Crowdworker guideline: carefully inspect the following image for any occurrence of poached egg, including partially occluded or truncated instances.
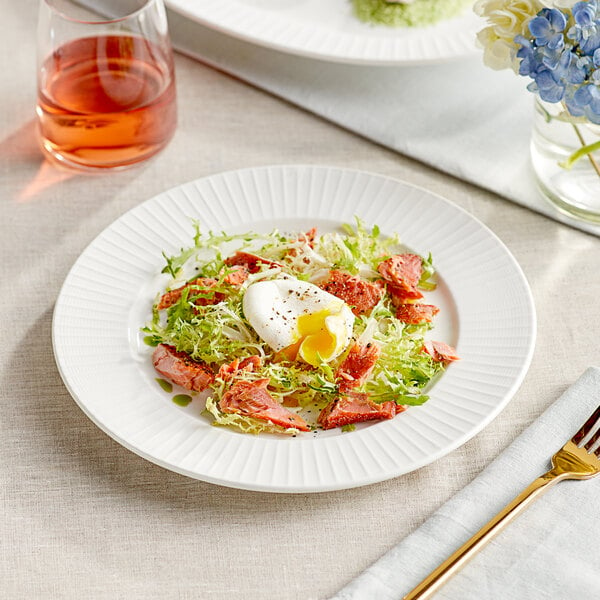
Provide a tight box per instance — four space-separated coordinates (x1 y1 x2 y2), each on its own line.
243 278 354 366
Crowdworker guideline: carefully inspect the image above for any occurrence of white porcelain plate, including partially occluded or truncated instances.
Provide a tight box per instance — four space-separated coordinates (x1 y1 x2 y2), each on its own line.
166 0 482 65
53 165 536 493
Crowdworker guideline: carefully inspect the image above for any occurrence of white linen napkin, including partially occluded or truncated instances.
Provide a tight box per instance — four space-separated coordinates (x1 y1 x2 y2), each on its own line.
164 10 600 237
330 367 600 600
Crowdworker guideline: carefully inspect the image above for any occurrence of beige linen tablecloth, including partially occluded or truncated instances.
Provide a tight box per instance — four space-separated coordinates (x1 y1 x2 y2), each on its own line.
2 1 600 598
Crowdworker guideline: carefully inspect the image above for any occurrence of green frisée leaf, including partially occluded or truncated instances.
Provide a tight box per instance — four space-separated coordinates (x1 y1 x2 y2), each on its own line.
143 334 161 347
307 372 339 395
324 217 401 275
162 248 195 278
161 223 203 277
362 309 444 404
419 252 437 291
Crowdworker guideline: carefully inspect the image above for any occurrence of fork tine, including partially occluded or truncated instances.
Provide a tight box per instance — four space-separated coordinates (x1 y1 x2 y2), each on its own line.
584 426 600 455
572 405 600 447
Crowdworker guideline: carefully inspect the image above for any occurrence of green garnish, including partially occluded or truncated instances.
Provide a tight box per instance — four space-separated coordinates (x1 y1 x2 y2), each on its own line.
172 394 193 407
352 0 471 28
155 378 173 393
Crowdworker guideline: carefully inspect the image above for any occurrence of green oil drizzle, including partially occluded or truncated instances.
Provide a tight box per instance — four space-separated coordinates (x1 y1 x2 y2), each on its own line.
155 378 173 393
172 394 193 407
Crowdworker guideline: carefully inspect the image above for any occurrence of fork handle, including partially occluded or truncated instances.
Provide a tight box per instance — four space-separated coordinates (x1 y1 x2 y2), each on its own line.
403 467 568 600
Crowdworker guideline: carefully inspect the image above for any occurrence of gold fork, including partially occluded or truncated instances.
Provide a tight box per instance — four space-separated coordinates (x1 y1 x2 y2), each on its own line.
404 405 600 600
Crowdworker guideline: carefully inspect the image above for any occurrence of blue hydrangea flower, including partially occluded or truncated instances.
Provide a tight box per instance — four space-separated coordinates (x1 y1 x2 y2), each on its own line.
516 35 579 87
513 1 600 122
572 0 598 27
531 68 567 102
567 83 600 123
563 86 587 117
516 35 543 77
542 43 570 70
560 50 592 84
568 0 600 55
529 9 567 49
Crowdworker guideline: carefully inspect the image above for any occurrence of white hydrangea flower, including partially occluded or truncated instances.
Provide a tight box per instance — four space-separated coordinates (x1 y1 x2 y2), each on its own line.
475 27 517 70
540 0 578 8
474 0 544 71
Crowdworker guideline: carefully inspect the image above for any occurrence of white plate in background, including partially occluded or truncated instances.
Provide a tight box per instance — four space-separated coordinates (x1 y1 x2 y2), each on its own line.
166 0 482 65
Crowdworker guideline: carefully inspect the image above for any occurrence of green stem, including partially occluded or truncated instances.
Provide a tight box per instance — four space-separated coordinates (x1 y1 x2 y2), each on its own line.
559 125 600 175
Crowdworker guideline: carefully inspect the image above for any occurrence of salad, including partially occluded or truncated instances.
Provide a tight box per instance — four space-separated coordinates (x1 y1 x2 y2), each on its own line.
142 219 458 435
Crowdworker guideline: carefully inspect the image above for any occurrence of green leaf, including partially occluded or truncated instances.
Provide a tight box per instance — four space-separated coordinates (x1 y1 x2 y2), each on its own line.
161 247 197 278
143 335 161 347
418 252 437 291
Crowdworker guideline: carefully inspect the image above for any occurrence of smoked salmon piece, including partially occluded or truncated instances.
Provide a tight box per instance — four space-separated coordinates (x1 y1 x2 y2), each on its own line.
378 253 422 290
224 251 281 274
152 344 215 392
378 254 424 303
386 283 424 304
219 379 310 431
239 355 261 370
396 304 439 324
288 228 317 259
157 277 224 310
423 341 460 363
217 355 262 381
318 392 398 430
221 265 248 286
336 343 380 393
319 270 383 316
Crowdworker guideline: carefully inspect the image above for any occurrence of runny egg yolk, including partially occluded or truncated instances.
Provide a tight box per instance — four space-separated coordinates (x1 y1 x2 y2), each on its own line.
295 307 345 367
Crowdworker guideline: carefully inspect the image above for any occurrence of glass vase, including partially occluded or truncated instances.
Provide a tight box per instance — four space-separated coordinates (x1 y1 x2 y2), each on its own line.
530 97 600 223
